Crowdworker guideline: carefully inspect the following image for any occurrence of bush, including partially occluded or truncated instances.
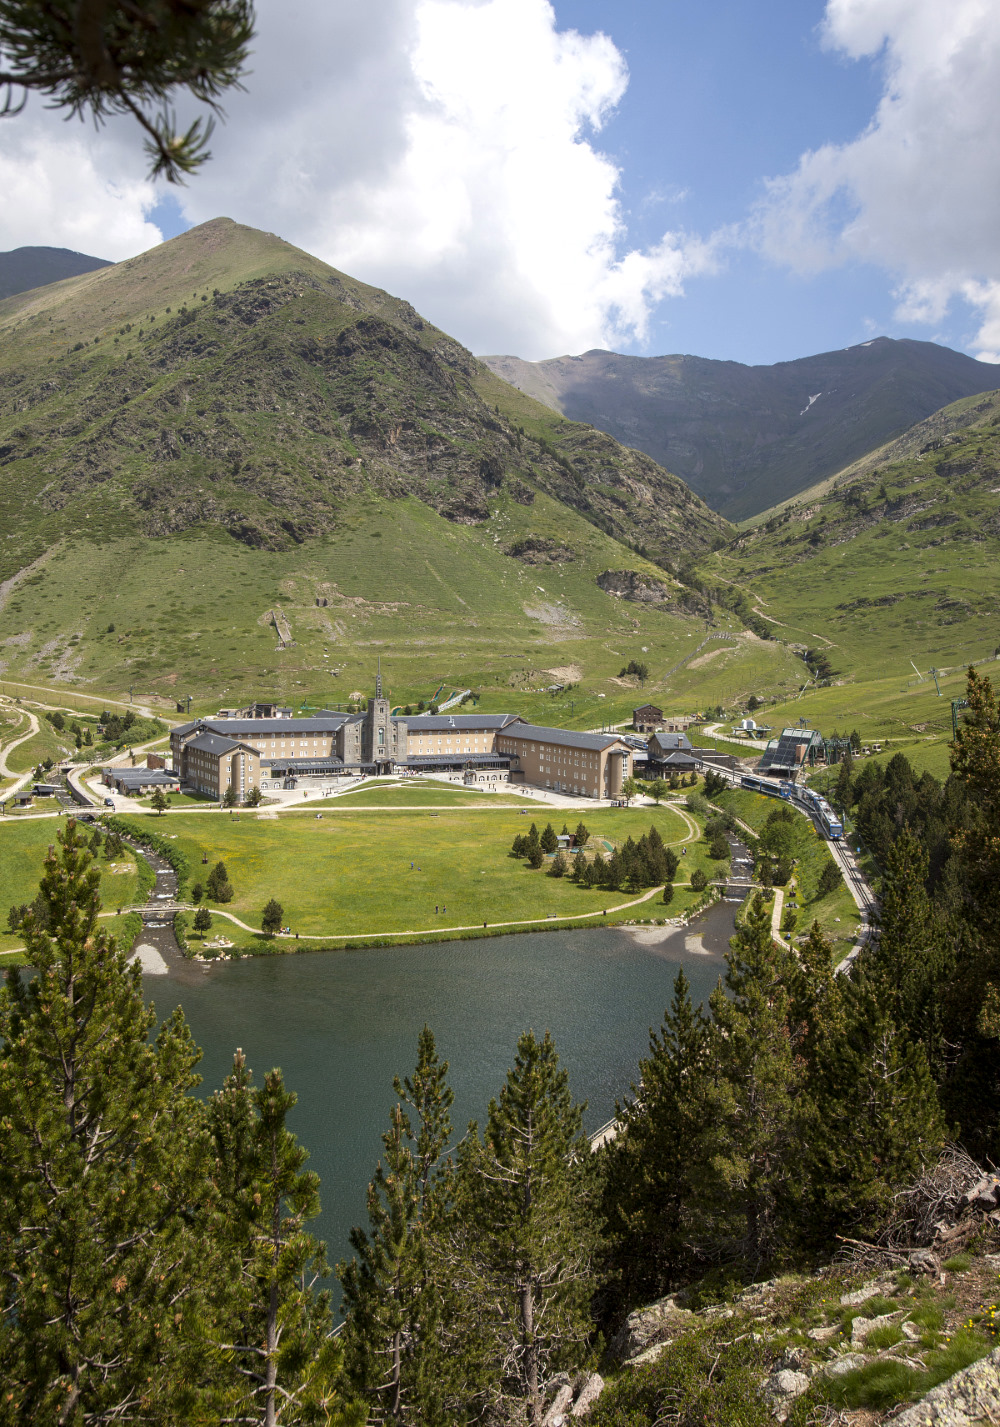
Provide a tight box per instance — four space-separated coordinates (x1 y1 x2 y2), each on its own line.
690 867 708 892
708 832 731 861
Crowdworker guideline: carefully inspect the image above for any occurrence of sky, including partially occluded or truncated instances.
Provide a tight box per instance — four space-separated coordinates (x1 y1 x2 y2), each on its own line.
1 0 999 366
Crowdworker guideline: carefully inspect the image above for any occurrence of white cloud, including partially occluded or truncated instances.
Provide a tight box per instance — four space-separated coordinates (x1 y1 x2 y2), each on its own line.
0 0 711 358
753 0 1000 360
0 120 162 259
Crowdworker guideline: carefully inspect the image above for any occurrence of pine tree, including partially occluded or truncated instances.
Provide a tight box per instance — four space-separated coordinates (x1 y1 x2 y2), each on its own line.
261 898 284 936
454 1032 598 1426
574 821 589 848
339 1028 456 1425
527 844 544 870
0 819 211 1422
550 851 568 878
150 786 170 815
193 905 213 934
698 895 800 1268
800 978 946 1244
602 971 714 1305
540 823 558 854
207 1053 354 1426
869 828 953 1064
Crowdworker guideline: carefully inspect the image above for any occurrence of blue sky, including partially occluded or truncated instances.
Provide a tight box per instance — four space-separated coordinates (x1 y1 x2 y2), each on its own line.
5 0 998 367
549 1 888 362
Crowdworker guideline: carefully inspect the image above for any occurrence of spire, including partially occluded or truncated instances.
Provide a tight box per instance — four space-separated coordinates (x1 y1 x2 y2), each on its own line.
376 656 382 700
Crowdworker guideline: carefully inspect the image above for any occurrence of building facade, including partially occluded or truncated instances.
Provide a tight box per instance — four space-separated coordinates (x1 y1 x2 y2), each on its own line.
496 723 632 798
632 703 664 732
172 675 632 801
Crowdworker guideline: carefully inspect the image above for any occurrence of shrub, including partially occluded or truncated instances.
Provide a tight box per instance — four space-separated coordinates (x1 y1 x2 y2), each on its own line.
690 867 708 892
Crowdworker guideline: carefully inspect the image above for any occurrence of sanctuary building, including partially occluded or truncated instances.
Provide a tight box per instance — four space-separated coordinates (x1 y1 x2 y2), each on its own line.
170 671 633 801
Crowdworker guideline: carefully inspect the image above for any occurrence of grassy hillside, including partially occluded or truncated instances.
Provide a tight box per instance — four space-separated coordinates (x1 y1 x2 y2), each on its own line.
690 391 1000 743
0 219 733 715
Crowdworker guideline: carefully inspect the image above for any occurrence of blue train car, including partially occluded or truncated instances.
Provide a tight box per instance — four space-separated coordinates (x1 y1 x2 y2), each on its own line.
740 774 790 798
815 801 843 839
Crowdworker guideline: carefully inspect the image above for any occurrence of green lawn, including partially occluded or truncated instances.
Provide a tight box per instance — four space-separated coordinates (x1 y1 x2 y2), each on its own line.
166 803 707 943
0 821 145 953
313 780 536 807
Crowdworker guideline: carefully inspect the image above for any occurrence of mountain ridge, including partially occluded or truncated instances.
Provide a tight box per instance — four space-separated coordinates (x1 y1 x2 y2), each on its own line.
0 245 112 302
480 339 1000 519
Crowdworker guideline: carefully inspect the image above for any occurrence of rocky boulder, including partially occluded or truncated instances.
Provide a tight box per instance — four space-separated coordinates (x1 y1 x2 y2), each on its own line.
891 1345 1000 1425
596 569 673 604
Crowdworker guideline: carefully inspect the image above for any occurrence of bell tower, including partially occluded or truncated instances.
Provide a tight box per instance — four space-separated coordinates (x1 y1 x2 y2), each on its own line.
363 658 396 771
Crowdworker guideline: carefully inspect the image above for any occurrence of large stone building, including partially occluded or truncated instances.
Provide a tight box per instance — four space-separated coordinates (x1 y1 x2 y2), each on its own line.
171 672 631 801
495 723 633 798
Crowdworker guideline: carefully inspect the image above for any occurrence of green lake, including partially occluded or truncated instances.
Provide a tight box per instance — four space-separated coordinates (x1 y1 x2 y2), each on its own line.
151 906 733 1280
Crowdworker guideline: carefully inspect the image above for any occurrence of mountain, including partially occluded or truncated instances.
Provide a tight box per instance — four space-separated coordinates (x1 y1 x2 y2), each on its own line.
0 246 111 301
480 339 1000 520
697 387 1000 690
0 219 731 714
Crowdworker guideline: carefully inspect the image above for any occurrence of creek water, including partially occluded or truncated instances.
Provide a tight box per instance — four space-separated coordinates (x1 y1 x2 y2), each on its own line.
141 898 738 1278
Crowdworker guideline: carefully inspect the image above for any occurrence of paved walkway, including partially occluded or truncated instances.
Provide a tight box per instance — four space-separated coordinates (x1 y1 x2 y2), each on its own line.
0 703 40 800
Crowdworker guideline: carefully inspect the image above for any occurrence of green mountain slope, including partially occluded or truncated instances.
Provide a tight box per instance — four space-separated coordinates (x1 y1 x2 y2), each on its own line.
0 245 111 301
481 339 1000 520
0 220 734 715
699 389 1000 695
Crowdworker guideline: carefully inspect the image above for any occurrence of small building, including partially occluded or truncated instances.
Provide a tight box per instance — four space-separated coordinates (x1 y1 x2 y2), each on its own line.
102 767 181 796
32 783 62 797
14 791 32 807
632 703 664 732
756 727 826 779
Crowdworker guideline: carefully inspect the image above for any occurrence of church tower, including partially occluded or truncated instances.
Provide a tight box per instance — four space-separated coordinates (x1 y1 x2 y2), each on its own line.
362 659 406 770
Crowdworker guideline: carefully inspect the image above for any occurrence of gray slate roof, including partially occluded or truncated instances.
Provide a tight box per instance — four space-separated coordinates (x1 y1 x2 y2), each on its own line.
497 723 628 752
103 767 179 787
184 731 246 755
406 714 522 731
176 716 349 739
649 731 693 752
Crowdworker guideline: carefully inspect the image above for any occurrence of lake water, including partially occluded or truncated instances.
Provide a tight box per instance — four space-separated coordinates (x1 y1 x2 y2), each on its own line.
145 901 736 1278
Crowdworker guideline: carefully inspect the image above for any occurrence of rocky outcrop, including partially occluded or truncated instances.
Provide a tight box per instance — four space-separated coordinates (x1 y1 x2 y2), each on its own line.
892 1346 1000 1426
541 1372 605 1423
596 569 673 604
507 536 575 564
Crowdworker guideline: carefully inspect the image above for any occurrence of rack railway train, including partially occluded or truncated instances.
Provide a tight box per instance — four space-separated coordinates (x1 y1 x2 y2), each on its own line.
739 774 843 839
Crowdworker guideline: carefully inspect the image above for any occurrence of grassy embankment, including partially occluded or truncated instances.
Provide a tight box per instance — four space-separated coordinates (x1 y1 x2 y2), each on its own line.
0 820 146 959
712 787 860 957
